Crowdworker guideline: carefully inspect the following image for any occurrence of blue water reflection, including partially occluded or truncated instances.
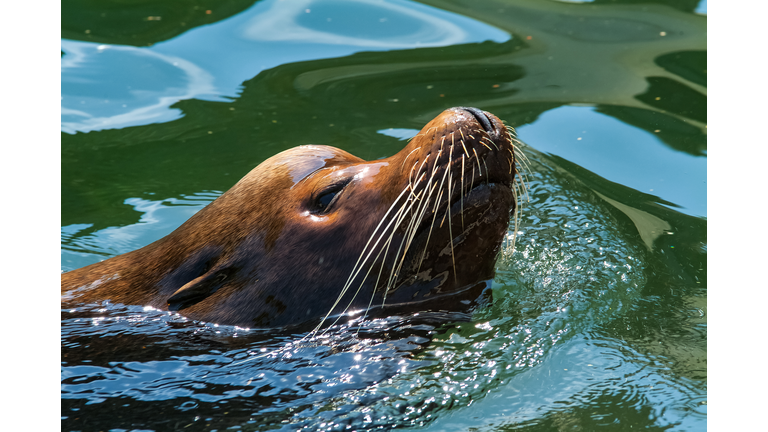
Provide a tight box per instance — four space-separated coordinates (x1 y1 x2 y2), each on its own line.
242 0 492 48
61 42 217 133
378 127 419 141
518 106 706 218
61 0 509 133
61 192 219 271
695 0 707 15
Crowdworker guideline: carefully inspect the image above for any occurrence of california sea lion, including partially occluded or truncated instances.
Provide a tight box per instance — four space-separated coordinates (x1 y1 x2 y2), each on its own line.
62 107 520 328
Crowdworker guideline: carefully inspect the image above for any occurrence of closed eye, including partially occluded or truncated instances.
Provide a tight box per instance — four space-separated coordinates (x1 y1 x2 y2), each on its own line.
311 179 352 214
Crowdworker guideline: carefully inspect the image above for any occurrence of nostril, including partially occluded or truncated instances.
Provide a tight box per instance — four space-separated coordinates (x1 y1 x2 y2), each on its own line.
458 107 496 136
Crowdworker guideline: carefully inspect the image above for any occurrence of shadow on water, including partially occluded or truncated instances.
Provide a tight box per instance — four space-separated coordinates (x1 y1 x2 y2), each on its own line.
62 0 706 430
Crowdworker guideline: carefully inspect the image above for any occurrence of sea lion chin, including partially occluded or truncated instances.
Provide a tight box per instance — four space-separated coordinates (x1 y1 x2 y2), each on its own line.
61 107 521 329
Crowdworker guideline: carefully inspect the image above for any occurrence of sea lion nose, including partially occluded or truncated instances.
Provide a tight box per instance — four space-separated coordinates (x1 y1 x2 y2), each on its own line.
458 107 497 138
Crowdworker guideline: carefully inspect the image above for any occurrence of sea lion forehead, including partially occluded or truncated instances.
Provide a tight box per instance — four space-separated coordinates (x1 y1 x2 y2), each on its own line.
258 145 363 185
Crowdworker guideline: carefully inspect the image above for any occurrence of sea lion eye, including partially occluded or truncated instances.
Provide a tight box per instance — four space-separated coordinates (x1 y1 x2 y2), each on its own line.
312 180 351 213
317 189 338 209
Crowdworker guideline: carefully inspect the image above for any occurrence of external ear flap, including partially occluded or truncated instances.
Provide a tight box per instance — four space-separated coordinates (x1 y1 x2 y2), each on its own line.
167 270 229 310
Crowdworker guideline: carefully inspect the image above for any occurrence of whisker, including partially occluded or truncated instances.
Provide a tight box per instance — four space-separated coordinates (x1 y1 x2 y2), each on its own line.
412 126 437 141
360 191 423 325
401 147 420 171
482 136 500 151
460 138 470 159
436 144 455 229
386 157 447 298
409 158 429 199
329 186 422 333
380 196 422 307
460 155 465 231
516 167 531 203
510 178 526 254
472 148 482 176
446 171 457 283
512 147 531 173
312 186 412 335
408 160 417 190
470 165 476 196
416 175 445 274
510 146 531 202
320 220 409 333
513 147 532 173
415 148 450 273
354 223 400 334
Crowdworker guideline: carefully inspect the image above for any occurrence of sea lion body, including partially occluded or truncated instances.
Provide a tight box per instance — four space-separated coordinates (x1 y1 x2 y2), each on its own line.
62 107 519 328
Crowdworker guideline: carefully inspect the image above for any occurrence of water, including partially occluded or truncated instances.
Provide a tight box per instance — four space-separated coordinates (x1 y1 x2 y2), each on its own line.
61 0 706 430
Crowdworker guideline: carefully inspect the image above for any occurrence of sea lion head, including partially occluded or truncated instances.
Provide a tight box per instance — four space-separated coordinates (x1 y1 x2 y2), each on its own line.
63 107 520 329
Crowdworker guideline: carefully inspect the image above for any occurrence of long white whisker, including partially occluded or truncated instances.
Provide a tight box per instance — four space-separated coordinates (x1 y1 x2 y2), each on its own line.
324 196 417 332
470 165 476 197
460 155 465 231
356 215 403 334
392 147 451 293
447 170 457 283
414 138 456 271
401 147 420 171
415 153 447 273
472 148 482 176
460 138 470 159
383 186 432 305
409 157 429 199
311 186 412 335
382 144 450 303
482 136 500 151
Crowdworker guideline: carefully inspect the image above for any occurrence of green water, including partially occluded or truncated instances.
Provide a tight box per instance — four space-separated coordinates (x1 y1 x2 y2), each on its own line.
61 0 706 430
